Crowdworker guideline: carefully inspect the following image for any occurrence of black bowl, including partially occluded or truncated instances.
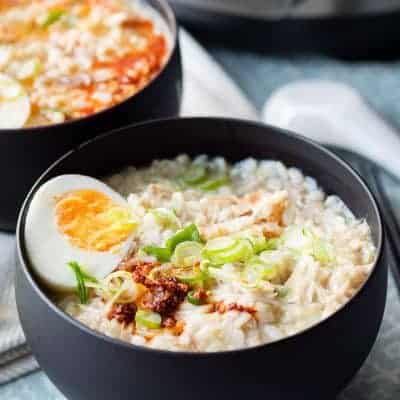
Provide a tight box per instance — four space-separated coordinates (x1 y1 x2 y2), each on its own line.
0 0 182 231
15 118 387 400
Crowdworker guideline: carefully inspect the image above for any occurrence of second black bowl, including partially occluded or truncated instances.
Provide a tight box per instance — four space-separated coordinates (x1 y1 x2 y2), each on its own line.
0 0 182 231
16 117 387 400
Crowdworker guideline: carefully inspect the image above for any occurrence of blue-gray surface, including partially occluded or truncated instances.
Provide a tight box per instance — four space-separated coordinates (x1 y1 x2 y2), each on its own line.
208 45 400 130
2 38 400 400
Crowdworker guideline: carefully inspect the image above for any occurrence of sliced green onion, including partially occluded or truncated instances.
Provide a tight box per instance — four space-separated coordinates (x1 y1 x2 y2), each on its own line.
241 261 262 286
203 236 237 255
151 208 181 230
197 175 230 191
247 235 268 254
282 226 314 253
180 163 230 192
182 165 207 185
67 261 97 304
137 248 148 258
203 238 253 266
312 239 334 265
135 310 162 329
259 266 277 281
62 14 78 28
68 263 87 304
165 223 202 253
187 290 207 306
175 267 205 287
79 270 98 283
141 224 202 263
99 271 140 305
258 250 288 270
175 268 200 285
171 241 203 267
199 259 211 272
68 261 97 282
276 287 290 298
40 9 66 28
142 246 171 262
147 265 164 280
241 249 293 286
216 238 253 265
243 256 278 283
303 228 334 265
283 226 334 265
175 262 212 288
239 233 280 254
264 238 281 251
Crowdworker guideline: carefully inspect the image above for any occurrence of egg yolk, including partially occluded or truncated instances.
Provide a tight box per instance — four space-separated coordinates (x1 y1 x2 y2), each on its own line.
54 189 136 252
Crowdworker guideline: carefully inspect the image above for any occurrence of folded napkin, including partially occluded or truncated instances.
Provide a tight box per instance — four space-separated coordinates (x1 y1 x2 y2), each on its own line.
0 29 257 385
0 234 34 385
262 79 400 180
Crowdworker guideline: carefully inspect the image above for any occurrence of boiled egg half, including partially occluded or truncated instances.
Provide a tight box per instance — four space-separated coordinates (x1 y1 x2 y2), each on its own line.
0 73 31 129
24 175 137 291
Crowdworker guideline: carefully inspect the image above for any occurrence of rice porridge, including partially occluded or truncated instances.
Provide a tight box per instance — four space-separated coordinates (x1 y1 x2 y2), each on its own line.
53 155 377 352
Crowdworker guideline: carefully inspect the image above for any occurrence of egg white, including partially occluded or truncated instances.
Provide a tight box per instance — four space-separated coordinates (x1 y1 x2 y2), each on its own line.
24 175 135 291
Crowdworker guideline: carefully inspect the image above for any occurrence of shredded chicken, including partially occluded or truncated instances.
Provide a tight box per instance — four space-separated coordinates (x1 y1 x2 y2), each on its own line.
200 190 288 239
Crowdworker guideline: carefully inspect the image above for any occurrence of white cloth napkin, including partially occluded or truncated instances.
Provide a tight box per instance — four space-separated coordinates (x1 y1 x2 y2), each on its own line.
0 29 257 385
0 234 33 385
262 79 400 179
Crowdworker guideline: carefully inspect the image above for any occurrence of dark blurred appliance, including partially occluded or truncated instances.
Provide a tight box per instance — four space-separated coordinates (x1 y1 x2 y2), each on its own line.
170 0 400 58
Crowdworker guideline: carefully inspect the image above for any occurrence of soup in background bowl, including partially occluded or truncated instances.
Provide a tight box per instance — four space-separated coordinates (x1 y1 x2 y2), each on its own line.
0 0 171 128
0 0 181 230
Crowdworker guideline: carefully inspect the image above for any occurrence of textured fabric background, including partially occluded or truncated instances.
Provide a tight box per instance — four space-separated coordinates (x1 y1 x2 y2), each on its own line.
1 32 400 399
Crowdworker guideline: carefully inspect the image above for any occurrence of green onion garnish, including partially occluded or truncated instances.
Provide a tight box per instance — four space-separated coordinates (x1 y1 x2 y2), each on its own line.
175 260 212 288
182 165 207 185
165 223 202 253
171 241 203 267
187 290 207 306
67 261 97 304
277 287 290 298
312 239 335 265
203 236 236 255
175 268 205 287
302 227 334 265
135 310 162 329
203 237 253 266
141 224 202 263
197 175 230 192
142 246 171 263
247 235 280 254
150 208 181 230
283 226 334 266
245 256 278 281
180 163 230 192
41 9 66 28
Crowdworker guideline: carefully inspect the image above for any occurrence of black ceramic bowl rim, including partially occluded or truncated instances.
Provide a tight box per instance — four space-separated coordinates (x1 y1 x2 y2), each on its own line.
0 0 177 135
16 117 384 357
